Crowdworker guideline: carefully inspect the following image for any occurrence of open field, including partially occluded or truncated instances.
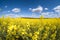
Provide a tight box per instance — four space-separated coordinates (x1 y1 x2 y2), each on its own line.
0 17 60 40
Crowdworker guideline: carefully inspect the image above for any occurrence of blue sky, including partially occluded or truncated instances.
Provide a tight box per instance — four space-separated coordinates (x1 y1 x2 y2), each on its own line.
0 0 60 18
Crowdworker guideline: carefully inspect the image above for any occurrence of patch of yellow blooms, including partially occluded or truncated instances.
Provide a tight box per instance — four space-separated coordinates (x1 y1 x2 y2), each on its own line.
0 17 60 40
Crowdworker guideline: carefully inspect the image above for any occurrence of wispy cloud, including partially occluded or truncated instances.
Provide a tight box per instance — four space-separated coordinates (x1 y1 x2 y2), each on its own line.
12 8 21 13
5 5 8 8
4 14 20 18
41 12 58 18
0 8 2 11
3 14 32 18
7 11 10 12
44 8 48 10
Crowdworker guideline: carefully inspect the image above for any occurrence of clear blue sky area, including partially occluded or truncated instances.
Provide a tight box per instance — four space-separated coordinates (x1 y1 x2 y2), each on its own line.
0 0 60 18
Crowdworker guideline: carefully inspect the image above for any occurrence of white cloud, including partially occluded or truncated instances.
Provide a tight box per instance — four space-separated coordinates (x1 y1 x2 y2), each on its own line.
53 5 60 13
29 6 43 13
45 8 48 10
12 8 21 13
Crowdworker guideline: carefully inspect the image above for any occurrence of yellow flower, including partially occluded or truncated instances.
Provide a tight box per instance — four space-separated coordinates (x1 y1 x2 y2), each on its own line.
34 31 39 35
16 35 19 38
8 25 17 31
7 30 10 33
45 26 50 31
51 33 56 38
32 35 38 40
29 33 32 37
21 31 27 35
12 31 16 35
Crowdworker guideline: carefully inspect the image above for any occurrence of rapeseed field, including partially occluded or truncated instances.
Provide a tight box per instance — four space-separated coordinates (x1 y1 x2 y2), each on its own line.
0 17 60 40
